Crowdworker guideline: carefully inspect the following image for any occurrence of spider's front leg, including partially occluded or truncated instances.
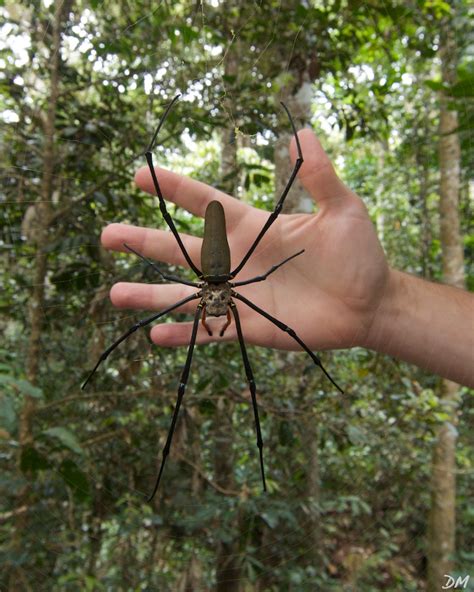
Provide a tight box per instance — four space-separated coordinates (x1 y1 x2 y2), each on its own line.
124 242 201 288
145 95 202 278
231 102 304 278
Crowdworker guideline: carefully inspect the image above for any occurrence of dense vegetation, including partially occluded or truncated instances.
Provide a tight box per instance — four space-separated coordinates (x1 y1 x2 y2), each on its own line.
1 1 472 590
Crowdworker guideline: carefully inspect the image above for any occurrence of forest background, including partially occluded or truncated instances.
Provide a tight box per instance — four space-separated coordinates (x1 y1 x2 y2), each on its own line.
0 1 472 590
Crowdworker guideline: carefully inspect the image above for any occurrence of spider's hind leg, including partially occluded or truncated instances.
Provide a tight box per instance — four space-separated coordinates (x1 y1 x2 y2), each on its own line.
230 302 267 492
232 291 344 394
147 303 203 502
81 292 201 390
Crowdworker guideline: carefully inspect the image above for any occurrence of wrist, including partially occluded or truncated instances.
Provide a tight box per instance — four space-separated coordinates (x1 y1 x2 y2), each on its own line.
357 267 474 387
360 267 405 352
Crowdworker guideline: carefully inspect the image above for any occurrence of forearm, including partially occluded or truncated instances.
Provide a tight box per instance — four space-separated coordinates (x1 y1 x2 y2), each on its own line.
363 269 474 387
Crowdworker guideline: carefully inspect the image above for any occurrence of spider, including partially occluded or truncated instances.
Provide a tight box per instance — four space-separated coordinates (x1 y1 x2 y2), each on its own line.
82 95 343 501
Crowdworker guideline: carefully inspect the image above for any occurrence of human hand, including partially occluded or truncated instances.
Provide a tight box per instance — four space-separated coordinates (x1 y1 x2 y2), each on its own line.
101 129 390 353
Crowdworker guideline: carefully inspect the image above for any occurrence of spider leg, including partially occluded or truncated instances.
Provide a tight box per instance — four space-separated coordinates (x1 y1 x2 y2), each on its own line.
230 249 305 288
231 102 303 278
148 303 203 502
81 292 202 390
231 302 267 492
124 243 201 288
231 292 344 394
145 95 202 278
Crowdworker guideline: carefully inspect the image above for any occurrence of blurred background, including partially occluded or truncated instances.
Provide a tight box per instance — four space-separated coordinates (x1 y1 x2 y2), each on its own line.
0 1 472 590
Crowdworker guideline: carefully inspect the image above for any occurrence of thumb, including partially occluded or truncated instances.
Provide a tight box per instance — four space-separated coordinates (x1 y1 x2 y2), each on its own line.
290 128 355 210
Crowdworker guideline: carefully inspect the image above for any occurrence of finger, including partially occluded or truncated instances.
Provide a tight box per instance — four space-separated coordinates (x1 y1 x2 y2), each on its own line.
290 129 356 209
150 320 237 347
134 165 247 222
101 223 202 268
110 282 200 312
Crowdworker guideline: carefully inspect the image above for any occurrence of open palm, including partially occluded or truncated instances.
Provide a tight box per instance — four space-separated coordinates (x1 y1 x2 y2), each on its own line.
102 129 389 354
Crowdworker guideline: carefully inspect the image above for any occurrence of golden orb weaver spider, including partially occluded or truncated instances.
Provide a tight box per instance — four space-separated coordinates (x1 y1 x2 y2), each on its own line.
82 95 343 501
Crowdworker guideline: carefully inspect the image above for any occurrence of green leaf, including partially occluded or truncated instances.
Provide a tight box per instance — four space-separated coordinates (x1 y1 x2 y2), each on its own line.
278 420 295 446
347 424 366 445
0 375 43 399
261 511 279 529
0 394 16 432
84 575 105 591
425 79 444 92
43 427 83 455
21 446 50 473
59 459 90 502
179 25 199 44
450 80 474 98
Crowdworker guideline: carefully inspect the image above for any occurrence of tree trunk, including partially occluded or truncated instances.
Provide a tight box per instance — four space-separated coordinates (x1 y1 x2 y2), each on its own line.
214 398 241 592
415 128 433 280
427 12 464 591
22 1 64 448
11 2 71 588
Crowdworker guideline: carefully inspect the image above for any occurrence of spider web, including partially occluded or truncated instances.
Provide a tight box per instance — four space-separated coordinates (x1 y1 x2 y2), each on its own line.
1 1 473 590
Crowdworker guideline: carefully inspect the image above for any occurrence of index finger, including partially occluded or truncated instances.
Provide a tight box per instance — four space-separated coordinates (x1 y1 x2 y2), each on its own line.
134 165 247 222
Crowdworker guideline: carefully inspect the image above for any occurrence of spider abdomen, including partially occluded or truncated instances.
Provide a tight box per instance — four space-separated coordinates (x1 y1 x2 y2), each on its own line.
201 200 231 279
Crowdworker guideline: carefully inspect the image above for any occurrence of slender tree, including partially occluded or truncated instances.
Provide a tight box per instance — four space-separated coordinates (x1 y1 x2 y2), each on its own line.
427 7 465 589
11 3 73 587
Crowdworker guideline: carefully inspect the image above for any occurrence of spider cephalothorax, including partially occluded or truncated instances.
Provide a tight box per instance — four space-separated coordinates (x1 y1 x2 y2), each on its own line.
200 282 232 337
82 95 343 501
201 282 232 317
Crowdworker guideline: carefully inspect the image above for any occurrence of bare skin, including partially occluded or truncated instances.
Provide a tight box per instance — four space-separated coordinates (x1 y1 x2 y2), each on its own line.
101 129 474 388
